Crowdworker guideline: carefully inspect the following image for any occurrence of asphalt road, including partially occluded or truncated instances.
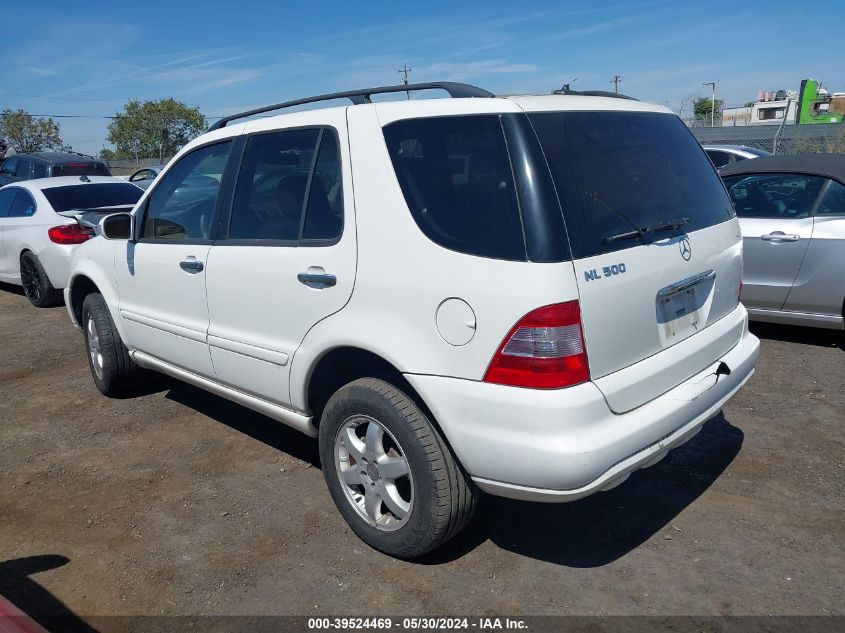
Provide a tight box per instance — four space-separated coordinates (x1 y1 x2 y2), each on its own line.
0 283 842 631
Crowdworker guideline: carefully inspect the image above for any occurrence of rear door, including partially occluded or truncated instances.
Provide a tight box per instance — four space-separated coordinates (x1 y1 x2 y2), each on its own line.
115 141 233 378
529 110 742 412
724 173 823 310
204 113 355 406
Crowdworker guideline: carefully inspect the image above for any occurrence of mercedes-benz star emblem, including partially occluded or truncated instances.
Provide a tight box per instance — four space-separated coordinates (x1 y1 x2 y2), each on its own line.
679 237 692 261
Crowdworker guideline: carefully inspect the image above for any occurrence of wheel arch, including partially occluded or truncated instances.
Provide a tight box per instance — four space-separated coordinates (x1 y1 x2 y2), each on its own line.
302 346 453 451
66 268 128 342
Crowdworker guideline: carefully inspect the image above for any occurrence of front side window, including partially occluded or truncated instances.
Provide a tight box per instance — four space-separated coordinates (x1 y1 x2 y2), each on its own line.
142 141 231 241
8 190 36 217
816 180 845 216
229 129 319 241
529 111 734 258
383 115 526 261
723 173 827 219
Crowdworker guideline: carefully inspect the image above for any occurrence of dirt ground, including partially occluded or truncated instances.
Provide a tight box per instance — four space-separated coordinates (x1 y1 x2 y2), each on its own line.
0 282 842 630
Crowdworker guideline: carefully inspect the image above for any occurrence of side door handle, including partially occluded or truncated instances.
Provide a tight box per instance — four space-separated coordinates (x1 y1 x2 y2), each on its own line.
761 232 800 242
180 259 204 273
297 272 337 288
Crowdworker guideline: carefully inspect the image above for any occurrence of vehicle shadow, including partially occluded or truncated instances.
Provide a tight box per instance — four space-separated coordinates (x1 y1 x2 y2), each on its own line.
0 555 98 632
421 414 744 567
750 321 843 350
159 378 742 567
164 381 320 467
0 281 25 297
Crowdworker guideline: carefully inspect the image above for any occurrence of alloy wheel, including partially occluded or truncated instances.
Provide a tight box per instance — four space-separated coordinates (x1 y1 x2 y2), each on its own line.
334 414 413 531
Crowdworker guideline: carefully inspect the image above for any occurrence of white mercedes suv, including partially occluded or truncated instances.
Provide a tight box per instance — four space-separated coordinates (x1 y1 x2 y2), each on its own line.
65 82 760 557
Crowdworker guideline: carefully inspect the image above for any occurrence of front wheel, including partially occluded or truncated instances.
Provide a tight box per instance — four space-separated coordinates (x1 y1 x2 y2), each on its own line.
319 378 478 558
82 293 145 397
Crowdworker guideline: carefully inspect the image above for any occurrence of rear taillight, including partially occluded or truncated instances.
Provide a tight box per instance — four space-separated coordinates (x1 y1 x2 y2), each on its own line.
483 301 590 389
48 224 94 245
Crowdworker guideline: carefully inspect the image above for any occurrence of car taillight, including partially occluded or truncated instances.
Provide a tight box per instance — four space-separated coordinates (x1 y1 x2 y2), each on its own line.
483 301 590 389
48 224 94 245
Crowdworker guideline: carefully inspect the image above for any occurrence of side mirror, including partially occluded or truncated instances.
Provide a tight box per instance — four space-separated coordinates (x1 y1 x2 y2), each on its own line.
100 213 132 240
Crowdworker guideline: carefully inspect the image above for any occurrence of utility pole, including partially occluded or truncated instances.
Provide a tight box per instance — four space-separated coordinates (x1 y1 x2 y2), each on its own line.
702 81 716 127
398 65 411 100
611 74 622 93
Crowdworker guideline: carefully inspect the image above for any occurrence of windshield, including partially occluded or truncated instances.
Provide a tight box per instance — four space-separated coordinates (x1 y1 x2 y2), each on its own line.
42 183 143 212
528 111 734 258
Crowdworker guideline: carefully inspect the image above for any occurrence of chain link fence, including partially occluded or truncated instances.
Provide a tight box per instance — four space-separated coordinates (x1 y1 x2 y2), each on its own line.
691 122 845 155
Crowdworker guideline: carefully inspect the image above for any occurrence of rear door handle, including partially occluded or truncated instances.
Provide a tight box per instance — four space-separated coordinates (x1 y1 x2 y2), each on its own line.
179 259 204 273
761 233 800 242
297 272 336 288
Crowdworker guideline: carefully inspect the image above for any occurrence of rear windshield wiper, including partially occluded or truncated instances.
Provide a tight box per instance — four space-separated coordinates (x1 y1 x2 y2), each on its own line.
603 217 690 244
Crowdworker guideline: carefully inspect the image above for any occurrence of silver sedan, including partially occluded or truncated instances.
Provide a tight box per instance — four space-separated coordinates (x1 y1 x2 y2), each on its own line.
721 154 845 330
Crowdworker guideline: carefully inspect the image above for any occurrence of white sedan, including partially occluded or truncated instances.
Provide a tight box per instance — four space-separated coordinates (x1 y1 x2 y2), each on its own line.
0 176 143 307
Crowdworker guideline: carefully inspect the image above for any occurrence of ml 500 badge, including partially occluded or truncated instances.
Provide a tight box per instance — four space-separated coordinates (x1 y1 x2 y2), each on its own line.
584 263 627 282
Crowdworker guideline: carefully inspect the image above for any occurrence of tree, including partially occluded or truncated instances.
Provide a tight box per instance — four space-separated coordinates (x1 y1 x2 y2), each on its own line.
693 96 724 121
107 98 206 160
0 109 64 153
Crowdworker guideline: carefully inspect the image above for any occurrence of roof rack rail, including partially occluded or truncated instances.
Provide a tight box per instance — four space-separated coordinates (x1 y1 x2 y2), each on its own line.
208 81 495 131
551 88 637 101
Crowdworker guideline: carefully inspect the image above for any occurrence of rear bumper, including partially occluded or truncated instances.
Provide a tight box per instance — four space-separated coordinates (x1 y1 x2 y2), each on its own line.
405 317 759 503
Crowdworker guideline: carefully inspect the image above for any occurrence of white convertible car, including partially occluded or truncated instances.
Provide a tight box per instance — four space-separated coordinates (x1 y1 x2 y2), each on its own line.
0 176 143 307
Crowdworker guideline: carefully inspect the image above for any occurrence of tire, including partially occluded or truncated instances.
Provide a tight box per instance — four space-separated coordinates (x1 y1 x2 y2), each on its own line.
19 251 62 308
82 292 144 397
319 378 478 558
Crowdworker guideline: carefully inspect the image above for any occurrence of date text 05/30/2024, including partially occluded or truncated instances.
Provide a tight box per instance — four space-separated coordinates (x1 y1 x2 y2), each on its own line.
307 617 527 630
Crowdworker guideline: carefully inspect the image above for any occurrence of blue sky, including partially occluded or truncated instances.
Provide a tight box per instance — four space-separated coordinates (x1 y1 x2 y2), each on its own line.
2 0 843 154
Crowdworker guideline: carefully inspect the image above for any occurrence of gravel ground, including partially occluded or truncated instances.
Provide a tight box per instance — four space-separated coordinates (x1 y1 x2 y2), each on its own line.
0 283 842 631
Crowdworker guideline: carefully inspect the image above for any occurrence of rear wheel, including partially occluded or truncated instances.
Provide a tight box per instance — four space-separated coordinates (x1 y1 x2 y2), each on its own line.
318 378 478 558
82 293 145 397
19 252 62 307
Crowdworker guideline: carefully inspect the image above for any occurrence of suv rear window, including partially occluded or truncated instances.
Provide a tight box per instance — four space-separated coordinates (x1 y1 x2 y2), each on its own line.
42 183 143 212
52 162 111 177
529 111 734 258
383 115 526 261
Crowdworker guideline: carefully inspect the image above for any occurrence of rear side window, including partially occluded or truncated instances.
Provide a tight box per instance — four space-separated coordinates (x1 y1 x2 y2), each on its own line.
52 162 111 177
9 190 36 217
229 128 319 241
383 115 526 261
529 111 734 258
723 173 827 219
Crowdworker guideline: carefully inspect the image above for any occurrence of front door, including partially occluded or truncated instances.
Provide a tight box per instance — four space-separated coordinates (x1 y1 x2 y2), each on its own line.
725 172 825 311
204 115 355 407
115 140 234 378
